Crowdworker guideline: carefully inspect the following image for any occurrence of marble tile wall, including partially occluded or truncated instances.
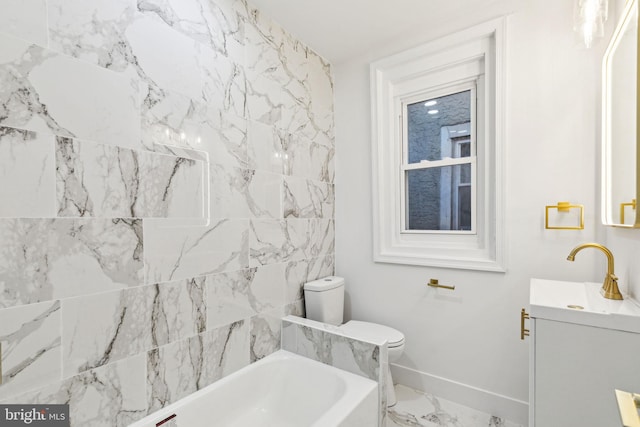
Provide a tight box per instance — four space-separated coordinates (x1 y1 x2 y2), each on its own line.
0 0 334 425
282 316 388 427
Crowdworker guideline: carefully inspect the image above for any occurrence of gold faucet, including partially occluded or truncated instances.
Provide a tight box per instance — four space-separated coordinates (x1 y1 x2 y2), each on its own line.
566 243 623 300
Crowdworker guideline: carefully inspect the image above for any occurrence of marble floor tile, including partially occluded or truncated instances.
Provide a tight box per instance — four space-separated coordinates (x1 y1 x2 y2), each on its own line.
387 385 523 427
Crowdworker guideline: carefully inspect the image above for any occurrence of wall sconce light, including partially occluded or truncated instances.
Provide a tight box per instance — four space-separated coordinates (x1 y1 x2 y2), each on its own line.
574 0 609 48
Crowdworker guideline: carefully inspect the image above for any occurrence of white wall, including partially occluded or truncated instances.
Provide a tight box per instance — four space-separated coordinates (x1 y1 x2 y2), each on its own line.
334 0 608 424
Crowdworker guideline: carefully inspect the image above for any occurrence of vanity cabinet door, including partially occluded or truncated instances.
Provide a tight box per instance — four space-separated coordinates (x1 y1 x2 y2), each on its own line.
532 318 640 427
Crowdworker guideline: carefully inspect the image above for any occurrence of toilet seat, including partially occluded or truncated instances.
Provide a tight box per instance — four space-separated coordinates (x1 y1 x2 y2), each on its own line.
339 320 405 348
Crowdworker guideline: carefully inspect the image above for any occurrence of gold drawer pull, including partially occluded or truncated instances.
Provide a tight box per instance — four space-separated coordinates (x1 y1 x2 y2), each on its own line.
520 308 530 340
427 279 455 290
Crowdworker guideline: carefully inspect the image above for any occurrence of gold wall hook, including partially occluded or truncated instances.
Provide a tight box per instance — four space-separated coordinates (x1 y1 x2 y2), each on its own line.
545 201 584 230
427 279 455 290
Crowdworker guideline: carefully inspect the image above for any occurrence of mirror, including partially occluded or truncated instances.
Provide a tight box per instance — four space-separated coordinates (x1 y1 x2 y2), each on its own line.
603 0 639 227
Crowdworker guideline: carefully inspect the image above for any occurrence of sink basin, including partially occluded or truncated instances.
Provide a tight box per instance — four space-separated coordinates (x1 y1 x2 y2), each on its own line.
530 278 640 333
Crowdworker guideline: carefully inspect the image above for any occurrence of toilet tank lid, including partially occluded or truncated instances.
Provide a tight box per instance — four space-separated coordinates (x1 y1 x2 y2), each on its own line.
304 276 345 291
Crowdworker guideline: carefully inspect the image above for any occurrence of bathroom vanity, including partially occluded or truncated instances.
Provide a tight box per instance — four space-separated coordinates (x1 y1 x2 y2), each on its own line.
527 278 640 427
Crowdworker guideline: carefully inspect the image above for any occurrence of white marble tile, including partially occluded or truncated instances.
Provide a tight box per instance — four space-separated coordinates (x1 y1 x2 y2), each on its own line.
284 259 310 304
249 307 284 362
247 263 287 312
126 14 205 100
283 176 334 218
145 105 247 167
293 322 331 363
1 355 148 427
62 279 205 376
141 150 205 218
282 132 335 181
147 319 249 412
144 218 249 284
205 264 286 330
140 88 211 153
47 0 137 73
205 110 248 168
0 219 143 308
300 51 335 142
0 301 61 399
205 269 255 329
56 137 205 218
284 319 383 382
387 385 524 427
305 219 335 260
244 9 286 126
247 120 285 174
211 164 281 218
249 219 309 267
379 344 390 426
0 127 55 217
137 0 246 62
0 0 47 47
199 39 246 118
252 22 333 145
0 34 140 148
328 334 381 381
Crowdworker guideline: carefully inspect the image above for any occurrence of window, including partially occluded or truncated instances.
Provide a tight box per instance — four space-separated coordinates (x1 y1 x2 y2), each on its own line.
370 18 506 271
403 87 475 232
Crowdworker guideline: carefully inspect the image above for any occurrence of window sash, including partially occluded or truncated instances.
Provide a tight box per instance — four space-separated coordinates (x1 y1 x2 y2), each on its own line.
399 83 478 234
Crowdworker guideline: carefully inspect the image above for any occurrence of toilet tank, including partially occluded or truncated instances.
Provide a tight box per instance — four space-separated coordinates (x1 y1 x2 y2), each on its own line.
304 276 345 326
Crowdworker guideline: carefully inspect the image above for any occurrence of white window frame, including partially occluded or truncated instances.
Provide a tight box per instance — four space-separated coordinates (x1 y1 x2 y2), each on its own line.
370 18 506 272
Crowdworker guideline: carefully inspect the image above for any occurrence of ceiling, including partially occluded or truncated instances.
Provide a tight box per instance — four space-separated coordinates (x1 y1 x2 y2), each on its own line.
247 0 517 64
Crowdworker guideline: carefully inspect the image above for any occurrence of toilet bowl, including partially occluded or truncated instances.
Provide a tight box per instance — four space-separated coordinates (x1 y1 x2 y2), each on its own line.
303 276 405 406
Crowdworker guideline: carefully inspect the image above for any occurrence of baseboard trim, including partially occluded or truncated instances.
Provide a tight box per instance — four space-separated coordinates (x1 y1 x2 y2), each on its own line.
391 364 529 426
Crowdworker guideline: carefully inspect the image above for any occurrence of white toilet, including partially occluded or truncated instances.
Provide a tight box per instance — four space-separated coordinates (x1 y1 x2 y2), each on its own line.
303 276 405 407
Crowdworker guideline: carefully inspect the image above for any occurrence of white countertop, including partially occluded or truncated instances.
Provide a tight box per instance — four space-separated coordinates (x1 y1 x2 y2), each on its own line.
530 278 640 333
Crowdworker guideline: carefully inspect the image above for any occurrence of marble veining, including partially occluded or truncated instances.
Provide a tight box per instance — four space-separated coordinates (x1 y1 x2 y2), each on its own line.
249 308 284 362
283 176 334 218
205 265 286 330
283 320 382 382
249 219 309 267
144 218 249 284
136 0 246 61
387 385 524 427
0 34 140 148
56 137 205 218
211 164 281 218
0 126 55 217
0 301 61 400
244 5 334 142
146 320 249 412
0 218 143 308
62 279 206 376
1 355 148 427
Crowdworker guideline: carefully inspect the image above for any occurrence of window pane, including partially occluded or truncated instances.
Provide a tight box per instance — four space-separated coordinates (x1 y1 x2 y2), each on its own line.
406 165 472 231
406 90 472 163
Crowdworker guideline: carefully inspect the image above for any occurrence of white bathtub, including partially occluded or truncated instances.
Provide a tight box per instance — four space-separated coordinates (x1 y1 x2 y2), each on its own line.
130 350 378 427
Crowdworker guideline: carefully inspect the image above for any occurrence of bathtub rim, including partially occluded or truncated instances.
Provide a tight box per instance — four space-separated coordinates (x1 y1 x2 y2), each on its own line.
129 349 378 427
